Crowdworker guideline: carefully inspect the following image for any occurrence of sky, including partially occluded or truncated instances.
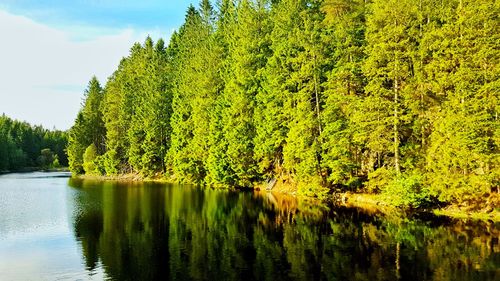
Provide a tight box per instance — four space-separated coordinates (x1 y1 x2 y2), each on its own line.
0 0 197 130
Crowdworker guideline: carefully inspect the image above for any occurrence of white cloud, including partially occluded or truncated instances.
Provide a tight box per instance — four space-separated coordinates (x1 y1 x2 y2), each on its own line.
0 9 166 130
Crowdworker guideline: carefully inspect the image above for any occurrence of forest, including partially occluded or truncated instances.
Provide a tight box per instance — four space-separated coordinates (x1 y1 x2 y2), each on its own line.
67 0 499 209
0 114 68 172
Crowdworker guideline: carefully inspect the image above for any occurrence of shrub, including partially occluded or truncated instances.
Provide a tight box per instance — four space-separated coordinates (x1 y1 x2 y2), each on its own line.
383 171 432 208
83 144 98 175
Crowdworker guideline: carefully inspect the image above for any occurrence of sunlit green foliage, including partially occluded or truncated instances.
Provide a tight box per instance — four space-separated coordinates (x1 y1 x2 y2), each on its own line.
167 4 222 183
67 77 106 174
82 144 98 175
67 0 499 208
424 0 500 203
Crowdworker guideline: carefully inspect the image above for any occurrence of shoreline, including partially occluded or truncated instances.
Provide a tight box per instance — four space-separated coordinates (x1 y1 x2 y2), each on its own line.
342 193 500 223
0 167 69 175
73 173 500 223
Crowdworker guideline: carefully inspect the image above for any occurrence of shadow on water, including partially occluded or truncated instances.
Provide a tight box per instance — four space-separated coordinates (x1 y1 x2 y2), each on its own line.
67 178 500 281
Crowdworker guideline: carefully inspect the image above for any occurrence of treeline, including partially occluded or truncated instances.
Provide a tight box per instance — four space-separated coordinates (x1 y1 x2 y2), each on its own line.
0 114 68 171
68 0 499 207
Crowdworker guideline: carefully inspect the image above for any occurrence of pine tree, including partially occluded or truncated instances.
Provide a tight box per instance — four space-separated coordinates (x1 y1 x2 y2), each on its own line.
254 0 294 179
67 77 106 175
425 0 500 203
167 6 199 182
204 0 236 186
254 0 329 196
123 37 172 176
215 0 271 187
361 0 419 188
320 0 367 189
101 62 128 175
82 77 106 154
67 112 88 174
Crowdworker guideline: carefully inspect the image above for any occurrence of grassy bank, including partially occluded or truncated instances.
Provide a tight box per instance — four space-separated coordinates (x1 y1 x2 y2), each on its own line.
343 193 500 222
74 173 175 184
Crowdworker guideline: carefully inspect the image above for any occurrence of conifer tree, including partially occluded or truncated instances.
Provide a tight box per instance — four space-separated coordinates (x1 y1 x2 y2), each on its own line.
68 77 105 174
168 4 222 183
124 37 172 176
362 0 418 186
254 0 294 179
215 0 271 187
320 0 367 188
167 7 199 182
101 62 128 175
204 0 236 186
425 0 500 203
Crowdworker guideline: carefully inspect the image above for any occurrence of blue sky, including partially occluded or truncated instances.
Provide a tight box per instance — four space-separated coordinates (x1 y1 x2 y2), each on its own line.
0 0 198 130
0 0 197 37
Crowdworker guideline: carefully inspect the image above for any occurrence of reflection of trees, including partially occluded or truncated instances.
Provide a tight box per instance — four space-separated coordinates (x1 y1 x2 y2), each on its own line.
69 178 499 281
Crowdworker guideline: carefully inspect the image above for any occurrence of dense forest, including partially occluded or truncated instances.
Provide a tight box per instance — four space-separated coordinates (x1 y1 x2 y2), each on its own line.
68 0 499 208
0 114 68 171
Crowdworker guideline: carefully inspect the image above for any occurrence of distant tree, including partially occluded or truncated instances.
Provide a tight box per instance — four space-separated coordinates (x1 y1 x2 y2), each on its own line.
38 148 55 169
0 114 66 172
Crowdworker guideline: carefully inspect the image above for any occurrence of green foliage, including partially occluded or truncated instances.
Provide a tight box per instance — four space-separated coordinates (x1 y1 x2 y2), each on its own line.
38 148 55 168
320 0 366 189
52 156 60 168
83 144 98 175
383 172 431 208
208 0 270 187
0 114 67 171
67 78 106 175
66 0 499 209
365 166 395 193
67 113 88 174
167 5 218 183
422 0 500 204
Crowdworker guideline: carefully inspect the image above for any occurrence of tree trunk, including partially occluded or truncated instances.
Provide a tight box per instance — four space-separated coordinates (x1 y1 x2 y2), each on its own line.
394 53 400 174
314 54 322 135
396 242 401 280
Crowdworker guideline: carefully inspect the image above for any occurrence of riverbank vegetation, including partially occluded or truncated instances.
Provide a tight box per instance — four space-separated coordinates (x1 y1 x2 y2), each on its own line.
0 114 68 172
68 0 499 212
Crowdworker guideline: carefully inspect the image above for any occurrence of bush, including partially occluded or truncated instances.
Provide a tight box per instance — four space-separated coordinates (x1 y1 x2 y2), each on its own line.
83 144 98 175
383 171 432 209
103 149 120 175
365 167 395 193
52 156 60 168
298 175 329 199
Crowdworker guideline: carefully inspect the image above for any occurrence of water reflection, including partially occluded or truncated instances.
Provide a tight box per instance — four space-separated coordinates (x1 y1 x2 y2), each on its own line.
68 178 499 281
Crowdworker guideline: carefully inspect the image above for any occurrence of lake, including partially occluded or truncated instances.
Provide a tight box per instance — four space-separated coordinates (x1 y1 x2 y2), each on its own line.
0 172 498 280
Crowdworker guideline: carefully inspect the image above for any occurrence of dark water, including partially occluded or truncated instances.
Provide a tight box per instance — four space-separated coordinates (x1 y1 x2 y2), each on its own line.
0 173 498 281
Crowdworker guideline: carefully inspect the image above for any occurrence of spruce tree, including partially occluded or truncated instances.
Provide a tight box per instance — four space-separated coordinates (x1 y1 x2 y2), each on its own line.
362 0 418 188
320 0 367 189
68 77 105 175
425 0 500 203
216 0 271 187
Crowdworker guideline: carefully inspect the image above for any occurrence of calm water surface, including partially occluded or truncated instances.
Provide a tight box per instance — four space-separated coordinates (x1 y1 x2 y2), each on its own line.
0 172 498 280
